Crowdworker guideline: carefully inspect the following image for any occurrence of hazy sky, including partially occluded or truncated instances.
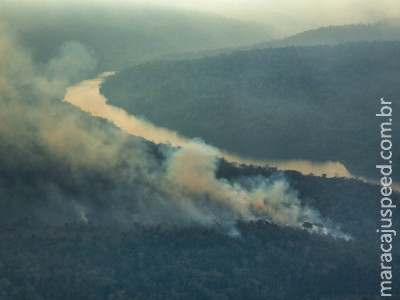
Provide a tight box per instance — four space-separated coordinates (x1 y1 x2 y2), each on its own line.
144 0 400 30
3 0 400 36
29 0 400 34
107 0 399 30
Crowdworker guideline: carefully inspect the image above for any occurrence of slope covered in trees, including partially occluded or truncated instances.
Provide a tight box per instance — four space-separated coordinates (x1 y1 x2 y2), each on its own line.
0 106 398 298
101 41 400 181
1 140 399 299
254 19 400 48
0 220 392 300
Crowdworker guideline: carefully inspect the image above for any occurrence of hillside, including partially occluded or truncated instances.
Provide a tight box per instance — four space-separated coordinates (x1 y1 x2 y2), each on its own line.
0 134 398 299
1 91 395 298
101 41 400 181
255 19 400 48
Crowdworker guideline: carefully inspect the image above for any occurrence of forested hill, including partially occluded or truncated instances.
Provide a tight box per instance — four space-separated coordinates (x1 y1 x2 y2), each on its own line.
255 19 400 48
1 136 399 298
101 40 400 181
1 106 397 298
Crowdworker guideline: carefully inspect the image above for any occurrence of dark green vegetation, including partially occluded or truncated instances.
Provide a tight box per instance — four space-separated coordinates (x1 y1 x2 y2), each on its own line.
1 2 271 73
101 41 400 181
0 220 392 300
255 19 400 48
1 129 399 298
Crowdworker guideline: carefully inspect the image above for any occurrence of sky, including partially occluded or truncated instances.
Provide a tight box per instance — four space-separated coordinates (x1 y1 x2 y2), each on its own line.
79 0 400 34
2 0 400 36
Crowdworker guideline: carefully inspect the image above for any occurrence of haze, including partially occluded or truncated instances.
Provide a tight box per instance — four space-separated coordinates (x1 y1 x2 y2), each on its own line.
8 0 400 36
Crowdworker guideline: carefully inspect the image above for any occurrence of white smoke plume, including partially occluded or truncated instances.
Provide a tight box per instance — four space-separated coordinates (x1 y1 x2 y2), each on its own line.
159 139 351 239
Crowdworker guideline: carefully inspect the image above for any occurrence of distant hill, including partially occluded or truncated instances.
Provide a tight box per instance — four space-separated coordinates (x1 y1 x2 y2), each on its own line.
101 41 400 181
254 19 400 48
0 2 272 73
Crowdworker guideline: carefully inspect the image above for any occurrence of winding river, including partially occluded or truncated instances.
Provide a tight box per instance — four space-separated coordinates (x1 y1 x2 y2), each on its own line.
63 72 354 179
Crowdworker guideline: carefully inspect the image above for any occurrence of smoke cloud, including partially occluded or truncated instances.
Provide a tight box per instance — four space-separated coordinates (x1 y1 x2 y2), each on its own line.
158 139 350 239
0 20 350 240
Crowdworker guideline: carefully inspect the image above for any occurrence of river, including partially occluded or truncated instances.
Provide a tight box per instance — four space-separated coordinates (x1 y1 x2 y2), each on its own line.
63 72 355 179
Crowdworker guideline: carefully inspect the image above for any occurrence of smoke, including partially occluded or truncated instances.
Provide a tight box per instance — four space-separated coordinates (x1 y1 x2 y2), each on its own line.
158 139 350 239
37 42 97 98
0 20 350 240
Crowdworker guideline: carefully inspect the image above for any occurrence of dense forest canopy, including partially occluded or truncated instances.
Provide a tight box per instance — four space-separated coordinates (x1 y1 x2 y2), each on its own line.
254 19 400 48
1 138 399 298
0 219 392 300
101 41 400 181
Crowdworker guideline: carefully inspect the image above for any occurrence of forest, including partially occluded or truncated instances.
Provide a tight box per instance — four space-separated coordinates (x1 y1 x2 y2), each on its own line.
0 220 390 300
0 122 399 298
254 19 400 48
